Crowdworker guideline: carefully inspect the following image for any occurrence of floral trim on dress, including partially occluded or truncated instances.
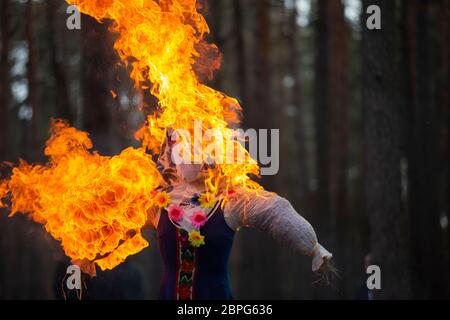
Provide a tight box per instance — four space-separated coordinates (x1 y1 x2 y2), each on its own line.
175 228 197 300
154 190 226 247
153 188 237 300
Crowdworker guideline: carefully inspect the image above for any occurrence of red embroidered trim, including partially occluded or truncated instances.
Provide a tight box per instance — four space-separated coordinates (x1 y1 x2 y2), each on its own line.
174 228 196 300
174 228 180 300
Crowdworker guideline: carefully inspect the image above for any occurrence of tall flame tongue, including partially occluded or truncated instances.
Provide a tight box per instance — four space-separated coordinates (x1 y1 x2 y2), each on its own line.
0 0 261 272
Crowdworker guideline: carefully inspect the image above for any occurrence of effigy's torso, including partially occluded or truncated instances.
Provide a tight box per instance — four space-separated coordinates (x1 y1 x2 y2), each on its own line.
157 197 235 300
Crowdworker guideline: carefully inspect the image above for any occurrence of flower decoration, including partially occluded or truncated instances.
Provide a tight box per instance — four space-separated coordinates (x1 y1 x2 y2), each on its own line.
190 210 207 228
188 230 205 247
154 191 171 208
168 205 185 222
199 192 216 209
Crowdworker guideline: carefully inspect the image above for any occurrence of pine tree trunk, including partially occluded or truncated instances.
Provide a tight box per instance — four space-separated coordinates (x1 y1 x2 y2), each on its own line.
438 0 450 297
327 2 349 290
81 15 116 153
252 0 272 131
288 3 308 213
46 0 73 121
314 0 330 235
0 0 11 299
438 0 450 298
0 0 11 160
314 1 348 295
444 0 450 296
25 0 40 160
233 0 248 109
406 0 446 299
209 0 223 88
362 0 412 299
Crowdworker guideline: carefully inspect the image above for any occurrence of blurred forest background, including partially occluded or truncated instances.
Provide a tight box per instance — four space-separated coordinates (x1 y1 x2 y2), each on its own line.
0 0 449 299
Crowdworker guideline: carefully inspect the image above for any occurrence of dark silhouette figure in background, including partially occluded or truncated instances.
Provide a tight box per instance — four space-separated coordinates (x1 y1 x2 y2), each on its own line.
354 253 374 300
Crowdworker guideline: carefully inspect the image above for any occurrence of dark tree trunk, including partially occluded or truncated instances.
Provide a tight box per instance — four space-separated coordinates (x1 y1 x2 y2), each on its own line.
314 0 349 284
327 0 349 238
288 5 308 210
228 0 249 298
362 0 411 299
209 0 223 89
46 0 73 122
251 0 272 131
0 0 11 160
232 0 248 109
25 0 40 160
81 15 116 154
314 0 330 233
438 0 450 297
405 0 446 299
0 0 11 300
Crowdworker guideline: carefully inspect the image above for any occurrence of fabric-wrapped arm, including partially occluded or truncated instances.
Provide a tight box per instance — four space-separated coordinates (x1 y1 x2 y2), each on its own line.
224 190 332 272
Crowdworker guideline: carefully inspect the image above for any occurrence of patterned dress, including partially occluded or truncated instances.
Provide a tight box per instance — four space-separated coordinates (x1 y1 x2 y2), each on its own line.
157 199 234 300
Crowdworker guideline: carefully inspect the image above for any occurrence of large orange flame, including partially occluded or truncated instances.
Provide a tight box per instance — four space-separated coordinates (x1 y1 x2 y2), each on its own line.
0 0 261 272
2 120 161 271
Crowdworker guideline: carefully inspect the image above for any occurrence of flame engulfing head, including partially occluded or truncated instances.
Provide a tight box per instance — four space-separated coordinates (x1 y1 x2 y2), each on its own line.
0 0 262 272
66 0 261 192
